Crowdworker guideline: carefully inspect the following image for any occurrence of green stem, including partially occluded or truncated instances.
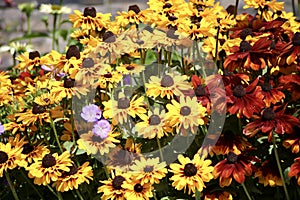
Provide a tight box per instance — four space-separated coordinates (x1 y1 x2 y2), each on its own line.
5 172 20 200
49 111 63 153
156 137 164 161
20 170 44 200
52 13 58 50
70 100 77 147
47 185 58 198
57 191 63 200
292 0 296 17
234 0 239 18
75 189 84 200
241 182 252 200
272 134 290 200
26 14 31 44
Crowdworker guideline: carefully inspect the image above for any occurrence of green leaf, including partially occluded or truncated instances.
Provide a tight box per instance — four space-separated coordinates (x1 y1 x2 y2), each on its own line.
59 29 69 41
63 141 73 152
9 32 49 42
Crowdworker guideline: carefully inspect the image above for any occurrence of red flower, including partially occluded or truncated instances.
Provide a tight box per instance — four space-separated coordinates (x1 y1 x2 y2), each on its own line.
243 105 300 141
288 157 300 186
213 152 253 187
224 37 272 71
226 78 264 118
256 77 285 107
279 74 300 101
280 32 300 66
191 75 211 112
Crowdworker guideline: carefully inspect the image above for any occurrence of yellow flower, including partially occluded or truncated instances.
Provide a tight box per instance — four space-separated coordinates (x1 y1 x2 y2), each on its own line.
135 108 172 139
69 7 111 33
129 157 168 184
146 73 192 99
27 151 72 186
102 93 147 125
122 177 154 200
53 162 93 192
15 103 50 126
169 154 214 195
166 96 206 134
0 142 26 177
97 170 130 200
77 131 120 156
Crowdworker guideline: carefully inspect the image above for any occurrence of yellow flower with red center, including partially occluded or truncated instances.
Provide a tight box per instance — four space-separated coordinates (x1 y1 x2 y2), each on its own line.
169 154 214 194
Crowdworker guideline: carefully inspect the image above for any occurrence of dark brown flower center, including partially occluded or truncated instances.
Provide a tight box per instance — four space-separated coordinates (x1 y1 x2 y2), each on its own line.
66 45 80 59
168 15 178 21
262 83 273 92
83 7 96 17
233 85 246 97
183 163 197 177
112 175 125 190
262 108 276 120
227 152 238 164
42 154 56 168
180 106 191 116
22 143 34 154
144 165 154 173
29 51 41 60
149 114 161 125
82 58 94 68
118 97 130 109
92 134 104 142
163 3 172 9
0 151 8 164
239 41 252 52
292 32 300 46
240 28 254 40
63 78 75 88
134 183 143 193
103 73 113 78
226 5 235 15
65 164 78 176
126 65 135 71
195 85 207 97
161 75 174 87
32 103 46 114
128 5 140 14
103 31 116 43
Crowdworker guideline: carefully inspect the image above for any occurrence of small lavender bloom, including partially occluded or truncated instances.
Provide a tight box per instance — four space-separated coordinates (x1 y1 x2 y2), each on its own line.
81 104 102 122
41 65 54 72
123 74 131 85
0 123 5 135
92 119 111 139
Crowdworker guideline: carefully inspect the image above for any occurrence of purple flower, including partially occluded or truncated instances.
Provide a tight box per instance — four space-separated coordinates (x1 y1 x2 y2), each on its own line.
0 123 4 135
81 104 102 122
92 119 111 139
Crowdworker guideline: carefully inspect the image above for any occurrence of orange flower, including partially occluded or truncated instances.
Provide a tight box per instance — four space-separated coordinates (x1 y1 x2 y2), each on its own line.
288 157 300 186
213 152 253 187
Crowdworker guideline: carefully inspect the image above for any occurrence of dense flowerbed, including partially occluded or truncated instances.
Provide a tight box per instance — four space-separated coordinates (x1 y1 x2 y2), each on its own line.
0 0 300 199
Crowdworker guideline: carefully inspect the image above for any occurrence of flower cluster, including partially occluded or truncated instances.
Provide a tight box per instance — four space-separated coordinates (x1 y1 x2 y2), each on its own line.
0 0 299 199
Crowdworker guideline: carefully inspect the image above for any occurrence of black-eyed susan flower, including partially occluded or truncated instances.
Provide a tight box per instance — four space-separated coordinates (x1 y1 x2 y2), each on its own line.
288 157 300 186
27 151 72 186
15 103 50 126
146 73 192 99
122 177 154 200
52 162 93 192
116 63 145 76
166 96 206 134
115 5 149 27
97 170 130 200
169 154 214 194
0 142 26 177
69 7 111 33
129 157 168 184
102 93 146 125
16 50 47 71
283 127 300 154
203 190 233 200
226 78 265 119
21 142 50 164
243 106 300 141
213 152 253 187
135 108 171 139
254 160 282 187
77 130 120 155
